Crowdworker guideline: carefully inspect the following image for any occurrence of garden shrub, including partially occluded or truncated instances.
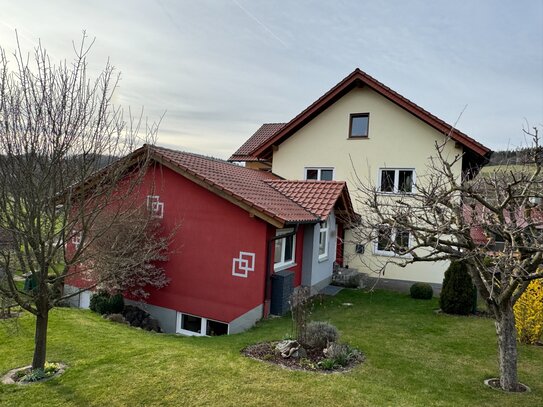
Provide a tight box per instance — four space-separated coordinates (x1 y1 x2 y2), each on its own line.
122 305 162 332
290 286 311 343
410 282 433 300
89 291 108 314
440 261 476 315
89 291 124 315
514 279 543 344
324 343 351 366
320 343 361 370
304 321 339 349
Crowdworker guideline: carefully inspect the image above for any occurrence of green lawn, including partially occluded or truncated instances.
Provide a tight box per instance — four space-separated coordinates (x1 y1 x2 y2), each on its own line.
1 290 542 407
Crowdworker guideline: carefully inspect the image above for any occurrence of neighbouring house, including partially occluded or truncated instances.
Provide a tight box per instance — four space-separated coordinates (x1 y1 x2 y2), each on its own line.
229 68 492 286
64 145 357 335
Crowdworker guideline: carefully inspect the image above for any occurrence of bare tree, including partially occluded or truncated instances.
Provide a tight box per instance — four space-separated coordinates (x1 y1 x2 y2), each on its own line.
0 34 166 371
81 210 171 300
352 127 542 391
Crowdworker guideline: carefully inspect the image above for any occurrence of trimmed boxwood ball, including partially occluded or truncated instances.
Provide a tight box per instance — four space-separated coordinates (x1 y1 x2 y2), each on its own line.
440 260 476 315
410 283 433 300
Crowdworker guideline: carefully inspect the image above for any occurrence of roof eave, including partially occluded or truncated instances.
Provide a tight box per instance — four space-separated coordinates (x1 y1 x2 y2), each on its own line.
250 69 491 159
150 150 287 229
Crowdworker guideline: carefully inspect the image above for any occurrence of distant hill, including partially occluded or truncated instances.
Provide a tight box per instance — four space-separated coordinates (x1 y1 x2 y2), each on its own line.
488 147 542 166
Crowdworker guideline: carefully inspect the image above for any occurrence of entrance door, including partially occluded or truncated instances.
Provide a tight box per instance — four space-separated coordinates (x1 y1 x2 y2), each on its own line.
335 223 344 266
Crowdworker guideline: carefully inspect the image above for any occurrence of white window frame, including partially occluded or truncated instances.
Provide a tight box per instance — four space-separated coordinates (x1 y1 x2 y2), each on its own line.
175 312 229 336
378 168 416 194
304 167 335 181
349 113 370 138
147 195 164 218
274 228 296 271
374 226 412 257
318 220 329 261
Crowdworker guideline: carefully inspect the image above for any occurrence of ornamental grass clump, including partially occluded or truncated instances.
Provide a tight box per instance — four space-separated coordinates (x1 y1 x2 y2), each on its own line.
319 342 362 370
514 279 543 344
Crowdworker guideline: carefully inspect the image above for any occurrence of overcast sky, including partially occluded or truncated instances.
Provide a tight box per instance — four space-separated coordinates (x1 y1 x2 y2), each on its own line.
1 0 542 157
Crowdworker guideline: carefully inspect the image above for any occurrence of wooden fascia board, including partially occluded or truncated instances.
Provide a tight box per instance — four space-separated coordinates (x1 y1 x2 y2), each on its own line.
56 146 149 203
252 79 357 157
150 154 285 229
366 84 489 157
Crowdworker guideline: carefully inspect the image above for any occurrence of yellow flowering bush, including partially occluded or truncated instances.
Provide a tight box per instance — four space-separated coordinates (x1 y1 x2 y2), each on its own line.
514 279 543 344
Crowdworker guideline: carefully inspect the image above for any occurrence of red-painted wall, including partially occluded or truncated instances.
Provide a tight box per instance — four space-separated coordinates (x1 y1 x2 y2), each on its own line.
67 163 311 324
138 165 270 323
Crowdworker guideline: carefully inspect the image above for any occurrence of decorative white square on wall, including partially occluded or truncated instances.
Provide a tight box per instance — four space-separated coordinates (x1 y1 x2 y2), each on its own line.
232 251 256 278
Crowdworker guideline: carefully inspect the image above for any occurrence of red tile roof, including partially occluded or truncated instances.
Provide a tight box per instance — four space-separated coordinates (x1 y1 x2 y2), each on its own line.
266 180 352 220
148 145 355 227
229 68 491 162
229 123 286 162
463 203 543 246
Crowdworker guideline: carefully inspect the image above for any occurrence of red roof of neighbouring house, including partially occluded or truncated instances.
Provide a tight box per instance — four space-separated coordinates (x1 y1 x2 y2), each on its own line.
148 145 357 228
229 123 286 162
229 68 491 162
464 203 543 246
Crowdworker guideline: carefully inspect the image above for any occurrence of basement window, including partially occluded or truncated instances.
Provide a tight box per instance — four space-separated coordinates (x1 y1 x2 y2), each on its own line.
182 314 202 334
176 312 229 336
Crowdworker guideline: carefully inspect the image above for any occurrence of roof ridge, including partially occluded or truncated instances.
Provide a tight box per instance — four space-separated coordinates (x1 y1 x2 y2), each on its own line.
266 179 345 185
249 68 490 158
148 144 274 174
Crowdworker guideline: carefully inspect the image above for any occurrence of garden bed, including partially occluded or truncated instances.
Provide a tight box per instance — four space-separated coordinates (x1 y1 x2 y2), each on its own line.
1 362 66 385
242 340 364 373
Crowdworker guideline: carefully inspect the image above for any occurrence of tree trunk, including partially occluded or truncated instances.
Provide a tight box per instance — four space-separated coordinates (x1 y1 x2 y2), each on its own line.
495 303 519 391
32 311 49 370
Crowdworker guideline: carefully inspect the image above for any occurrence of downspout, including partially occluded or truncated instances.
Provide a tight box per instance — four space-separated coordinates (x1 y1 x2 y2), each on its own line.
263 224 299 318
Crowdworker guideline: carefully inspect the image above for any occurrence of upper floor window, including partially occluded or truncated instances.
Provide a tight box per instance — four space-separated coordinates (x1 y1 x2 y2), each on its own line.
349 113 369 138
305 167 334 181
274 228 296 270
379 169 415 194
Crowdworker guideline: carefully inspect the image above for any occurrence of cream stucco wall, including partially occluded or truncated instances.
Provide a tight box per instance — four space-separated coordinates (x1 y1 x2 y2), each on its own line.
271 87 463 284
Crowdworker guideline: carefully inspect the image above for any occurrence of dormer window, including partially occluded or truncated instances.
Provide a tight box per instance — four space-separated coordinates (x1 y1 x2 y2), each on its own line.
349 113 369 138
305 167 334 181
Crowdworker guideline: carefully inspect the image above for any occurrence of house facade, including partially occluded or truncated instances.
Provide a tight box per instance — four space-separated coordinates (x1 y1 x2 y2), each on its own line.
229 68 491 285
65 145 356 335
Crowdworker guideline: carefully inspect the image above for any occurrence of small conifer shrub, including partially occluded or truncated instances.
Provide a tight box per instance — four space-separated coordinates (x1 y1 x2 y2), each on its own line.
439 261 476 315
